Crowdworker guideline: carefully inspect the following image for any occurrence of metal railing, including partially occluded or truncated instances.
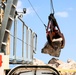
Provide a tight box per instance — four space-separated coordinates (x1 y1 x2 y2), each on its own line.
9 16 37 64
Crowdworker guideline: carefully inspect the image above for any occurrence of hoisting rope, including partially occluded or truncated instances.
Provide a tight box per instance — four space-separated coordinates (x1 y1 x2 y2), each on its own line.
27 0 55 29
27 0 46 28
50 0 55 15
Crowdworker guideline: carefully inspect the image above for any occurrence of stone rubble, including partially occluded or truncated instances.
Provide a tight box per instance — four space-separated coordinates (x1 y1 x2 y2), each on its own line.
48 58 76 69
33 58 45 65
48 58 76 75
33 58 76 75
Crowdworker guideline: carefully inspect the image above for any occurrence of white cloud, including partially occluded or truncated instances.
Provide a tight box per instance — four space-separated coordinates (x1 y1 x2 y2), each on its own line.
16 0 23 12
16 1 36 16
26 7 34 15
16 1 34 16
55 11 69 18
17 0 22 8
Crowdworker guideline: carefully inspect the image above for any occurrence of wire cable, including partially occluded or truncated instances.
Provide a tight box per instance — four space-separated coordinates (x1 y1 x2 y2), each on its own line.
50 0 55 14
27 0 46 27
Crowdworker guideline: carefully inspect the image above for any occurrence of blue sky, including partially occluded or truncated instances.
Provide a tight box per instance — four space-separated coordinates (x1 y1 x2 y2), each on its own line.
16 0 76 63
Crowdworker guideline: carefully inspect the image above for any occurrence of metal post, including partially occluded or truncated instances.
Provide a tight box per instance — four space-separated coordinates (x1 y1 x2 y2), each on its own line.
29 29 33 63
22 23 24 61
0 0 1 4
33 33 37 53
26 27 29 62
13 16 17 61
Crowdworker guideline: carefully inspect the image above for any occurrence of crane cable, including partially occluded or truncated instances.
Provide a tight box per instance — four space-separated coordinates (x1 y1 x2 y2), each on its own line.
27 0 46 28
27 0 55 28
50 0 55 14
